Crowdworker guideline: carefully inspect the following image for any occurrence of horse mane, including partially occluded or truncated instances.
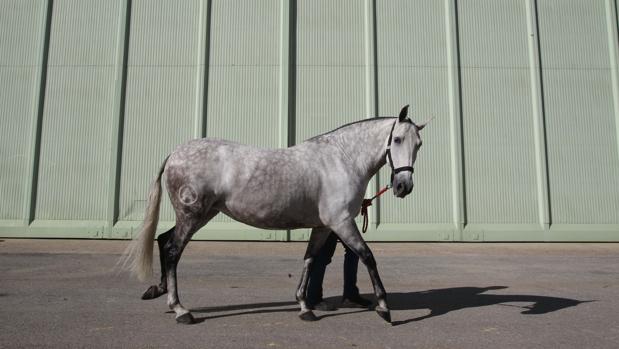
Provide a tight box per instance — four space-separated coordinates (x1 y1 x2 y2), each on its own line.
305 116 396 143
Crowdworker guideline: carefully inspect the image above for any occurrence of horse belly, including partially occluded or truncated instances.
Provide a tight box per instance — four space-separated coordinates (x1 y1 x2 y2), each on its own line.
217 195 321 230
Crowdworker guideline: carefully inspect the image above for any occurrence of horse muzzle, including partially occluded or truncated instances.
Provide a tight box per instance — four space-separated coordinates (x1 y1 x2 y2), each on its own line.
392 175 413 198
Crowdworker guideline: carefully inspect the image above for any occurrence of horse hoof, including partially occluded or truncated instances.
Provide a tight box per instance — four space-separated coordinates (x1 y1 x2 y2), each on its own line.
299 310 318 322
376 307 391 323
141 285 166 300
176 312 196 325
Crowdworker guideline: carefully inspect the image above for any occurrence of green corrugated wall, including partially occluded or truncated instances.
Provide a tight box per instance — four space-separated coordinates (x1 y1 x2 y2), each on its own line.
1 0 618 241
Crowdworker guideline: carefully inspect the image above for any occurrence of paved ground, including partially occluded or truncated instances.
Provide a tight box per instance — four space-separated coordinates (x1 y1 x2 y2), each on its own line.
1 239 618 348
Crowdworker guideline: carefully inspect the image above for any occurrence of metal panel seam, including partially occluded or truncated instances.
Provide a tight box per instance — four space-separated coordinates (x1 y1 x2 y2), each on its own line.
279 0 291 240
445 0 465 239
287 0 297 148
22 0 53 226
606 0 619 174
106 0 131 238
526 0 551 233
279 0 290 150
365 0 380 229
194 0 211 138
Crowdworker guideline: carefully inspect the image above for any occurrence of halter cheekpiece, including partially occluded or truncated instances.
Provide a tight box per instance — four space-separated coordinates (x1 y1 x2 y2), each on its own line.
385 119 414 185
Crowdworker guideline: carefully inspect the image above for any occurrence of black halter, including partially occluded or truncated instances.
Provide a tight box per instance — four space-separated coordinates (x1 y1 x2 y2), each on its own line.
385 120 414 185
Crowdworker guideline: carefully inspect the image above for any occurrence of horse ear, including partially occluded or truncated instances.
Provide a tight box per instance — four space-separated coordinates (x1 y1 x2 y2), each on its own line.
398 105 409 122
415 116 435 131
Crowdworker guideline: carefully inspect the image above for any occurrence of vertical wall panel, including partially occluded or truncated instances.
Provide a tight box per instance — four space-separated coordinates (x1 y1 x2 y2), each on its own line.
35 0 121 220
207 0 280 147
119 0 202 221
0 1 44 220
459 0 539 224
295 0 366 143
538 0 619 224
375 0 452 225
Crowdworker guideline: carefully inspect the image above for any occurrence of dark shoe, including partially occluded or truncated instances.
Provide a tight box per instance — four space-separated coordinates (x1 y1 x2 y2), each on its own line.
341 294 372 308
307 300 337 311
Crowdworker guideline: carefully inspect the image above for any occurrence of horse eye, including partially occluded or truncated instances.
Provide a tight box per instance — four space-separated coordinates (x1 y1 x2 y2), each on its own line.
394 137 402 144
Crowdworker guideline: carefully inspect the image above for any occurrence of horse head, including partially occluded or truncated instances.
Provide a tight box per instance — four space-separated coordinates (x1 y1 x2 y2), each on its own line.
387 105 432 198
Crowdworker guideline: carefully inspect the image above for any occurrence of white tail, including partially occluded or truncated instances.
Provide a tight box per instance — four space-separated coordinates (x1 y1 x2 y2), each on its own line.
120 156 169 281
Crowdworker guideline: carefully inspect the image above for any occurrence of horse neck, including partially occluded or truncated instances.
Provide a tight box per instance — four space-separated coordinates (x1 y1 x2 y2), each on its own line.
334 118 394 180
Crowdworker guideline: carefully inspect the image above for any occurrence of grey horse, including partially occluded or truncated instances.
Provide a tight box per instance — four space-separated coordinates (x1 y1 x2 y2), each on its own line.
122 105 428 324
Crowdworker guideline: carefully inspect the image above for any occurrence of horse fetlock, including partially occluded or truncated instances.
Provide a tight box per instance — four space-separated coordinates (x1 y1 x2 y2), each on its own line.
375 296 391 323
377 298 388 310
375 305 391 323
141 285 167 300
298 310 318 322
175 312 196 325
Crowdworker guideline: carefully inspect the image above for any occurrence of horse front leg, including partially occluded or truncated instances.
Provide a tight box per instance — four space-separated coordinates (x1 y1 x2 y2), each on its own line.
330 219 391 323
295 227 331 321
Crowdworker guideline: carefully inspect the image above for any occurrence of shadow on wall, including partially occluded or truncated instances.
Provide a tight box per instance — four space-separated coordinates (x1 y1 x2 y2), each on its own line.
189 286 591 325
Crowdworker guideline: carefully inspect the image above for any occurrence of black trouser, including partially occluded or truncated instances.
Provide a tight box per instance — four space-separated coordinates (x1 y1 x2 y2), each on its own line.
306 232 360 305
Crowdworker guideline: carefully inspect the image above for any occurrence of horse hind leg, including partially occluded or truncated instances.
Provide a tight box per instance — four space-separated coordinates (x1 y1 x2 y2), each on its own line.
141 207 220 301
165 208 219 324
141 227 174 300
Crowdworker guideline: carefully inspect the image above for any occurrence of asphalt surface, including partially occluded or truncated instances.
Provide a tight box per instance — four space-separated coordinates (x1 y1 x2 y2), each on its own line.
1 239 618 348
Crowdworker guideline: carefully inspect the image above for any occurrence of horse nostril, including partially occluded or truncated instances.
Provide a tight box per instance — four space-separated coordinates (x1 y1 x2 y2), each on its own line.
397 183 404 192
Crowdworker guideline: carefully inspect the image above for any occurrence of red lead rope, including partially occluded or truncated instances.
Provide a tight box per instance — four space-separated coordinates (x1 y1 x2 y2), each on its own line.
360 185 391 233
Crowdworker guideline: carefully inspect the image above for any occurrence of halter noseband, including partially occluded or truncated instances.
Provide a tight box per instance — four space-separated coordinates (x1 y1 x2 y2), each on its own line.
385 120 414 185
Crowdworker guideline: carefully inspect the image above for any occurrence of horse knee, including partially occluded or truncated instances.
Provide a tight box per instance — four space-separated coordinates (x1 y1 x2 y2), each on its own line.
362 252 377 269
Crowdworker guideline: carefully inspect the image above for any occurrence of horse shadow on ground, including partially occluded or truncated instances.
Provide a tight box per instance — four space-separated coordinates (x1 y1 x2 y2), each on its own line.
190 286 591 325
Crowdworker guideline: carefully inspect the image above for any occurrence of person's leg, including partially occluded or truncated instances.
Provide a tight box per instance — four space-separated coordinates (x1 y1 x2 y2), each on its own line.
306 232 338 308
342 242 360 297
341 241 373 308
